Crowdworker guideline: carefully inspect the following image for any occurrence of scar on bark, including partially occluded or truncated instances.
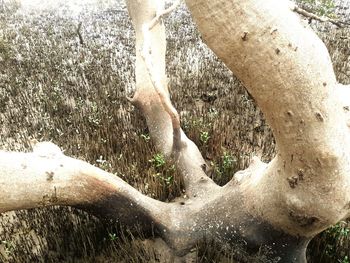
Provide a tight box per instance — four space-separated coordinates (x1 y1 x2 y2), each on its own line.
41 187 58 205
241 31 248 41
287 176 299 188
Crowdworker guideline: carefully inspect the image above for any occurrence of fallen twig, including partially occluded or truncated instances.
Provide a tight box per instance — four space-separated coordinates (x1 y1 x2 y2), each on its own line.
292 5 350 28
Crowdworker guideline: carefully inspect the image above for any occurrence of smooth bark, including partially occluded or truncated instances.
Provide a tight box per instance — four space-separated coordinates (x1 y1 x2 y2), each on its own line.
185 0 350 236
0 0 349 262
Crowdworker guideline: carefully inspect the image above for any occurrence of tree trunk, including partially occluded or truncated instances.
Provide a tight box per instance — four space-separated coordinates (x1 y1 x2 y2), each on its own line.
0 0 349 262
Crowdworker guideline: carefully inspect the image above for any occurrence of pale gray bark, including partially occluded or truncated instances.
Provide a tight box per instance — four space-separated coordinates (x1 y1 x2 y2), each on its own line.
0 0 349 262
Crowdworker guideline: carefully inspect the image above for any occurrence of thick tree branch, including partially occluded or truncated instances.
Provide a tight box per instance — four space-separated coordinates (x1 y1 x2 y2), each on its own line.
140 24 182 151
126 0 219 197
0 146 169 230
0 143 311 260
185 0 350 237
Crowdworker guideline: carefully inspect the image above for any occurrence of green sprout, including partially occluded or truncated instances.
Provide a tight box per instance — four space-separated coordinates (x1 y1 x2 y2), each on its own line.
108 233 117 241
199 131 210 144
149 153 166 168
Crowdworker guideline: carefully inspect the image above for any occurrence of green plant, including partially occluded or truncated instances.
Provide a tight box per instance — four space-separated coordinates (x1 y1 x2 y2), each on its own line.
216 152 236 176
149 153 166 168
208 152 238 186
339 256 349 263
308 221 350 263
153 172 174 186
199 130 210 144
109 233 117 241
1 240 14 254
222 152 235 171
327 221 350 239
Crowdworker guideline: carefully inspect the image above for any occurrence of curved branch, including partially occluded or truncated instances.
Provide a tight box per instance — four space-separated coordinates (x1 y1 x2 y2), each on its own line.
186 0 349 156
185 0 350 236
0 146 169 231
